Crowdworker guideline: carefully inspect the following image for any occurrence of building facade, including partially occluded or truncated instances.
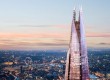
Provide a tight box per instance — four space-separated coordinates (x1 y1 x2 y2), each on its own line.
65 8 90 80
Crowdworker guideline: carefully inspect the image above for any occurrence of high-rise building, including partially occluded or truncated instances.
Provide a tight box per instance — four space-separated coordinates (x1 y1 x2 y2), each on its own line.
65 8 90 80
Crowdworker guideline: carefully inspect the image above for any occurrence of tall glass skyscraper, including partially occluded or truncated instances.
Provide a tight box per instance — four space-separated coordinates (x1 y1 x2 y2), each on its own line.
65 8 90 80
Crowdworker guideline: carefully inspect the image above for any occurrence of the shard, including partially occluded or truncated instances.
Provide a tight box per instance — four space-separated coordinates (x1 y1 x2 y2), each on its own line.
65 8 90 80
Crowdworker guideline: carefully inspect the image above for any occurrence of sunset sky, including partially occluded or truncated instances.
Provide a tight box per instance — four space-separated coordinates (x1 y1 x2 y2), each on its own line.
0 0 110 50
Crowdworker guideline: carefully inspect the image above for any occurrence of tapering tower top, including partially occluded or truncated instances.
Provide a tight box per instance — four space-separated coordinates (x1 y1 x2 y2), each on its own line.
80 6 83 12
79 6 83 22
73 7 76 21
80 7 83 17
65 6 90 80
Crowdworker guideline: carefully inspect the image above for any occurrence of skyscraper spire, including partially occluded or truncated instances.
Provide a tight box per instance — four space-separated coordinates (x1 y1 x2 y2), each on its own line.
73 7 76 21
65 7 90 80
79 7 90 80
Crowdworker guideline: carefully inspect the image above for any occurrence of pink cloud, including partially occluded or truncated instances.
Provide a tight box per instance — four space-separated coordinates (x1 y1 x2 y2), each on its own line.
0 32 109 39
0 32 67 38
86 33 110 37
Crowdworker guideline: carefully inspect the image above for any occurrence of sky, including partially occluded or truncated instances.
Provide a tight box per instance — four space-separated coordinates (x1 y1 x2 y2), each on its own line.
0 0 110 50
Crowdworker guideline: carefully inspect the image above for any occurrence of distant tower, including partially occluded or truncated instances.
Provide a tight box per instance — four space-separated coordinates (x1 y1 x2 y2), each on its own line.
65 8 90 80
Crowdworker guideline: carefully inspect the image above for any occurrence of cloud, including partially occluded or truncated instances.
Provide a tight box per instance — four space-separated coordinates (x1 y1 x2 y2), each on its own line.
0 40 68 50
0 38 68 47
98 43 110 45
37 43 68 46
19 25 53 27
16 24 70 28
0 33 67 38
86 33 110 37
0 39 13 42
53 39 68 42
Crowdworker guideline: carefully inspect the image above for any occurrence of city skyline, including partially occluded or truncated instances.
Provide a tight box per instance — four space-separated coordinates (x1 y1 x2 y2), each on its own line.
0 0 110 50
